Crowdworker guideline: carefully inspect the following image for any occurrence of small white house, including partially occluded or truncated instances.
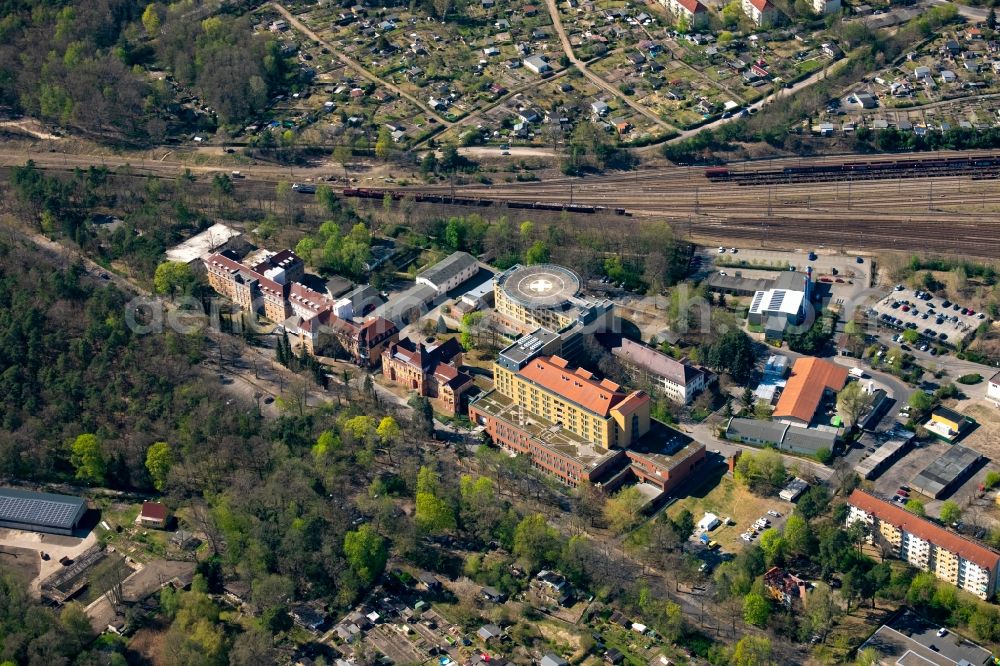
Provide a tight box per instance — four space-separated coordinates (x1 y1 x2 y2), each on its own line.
523 55 552 74
697 512 720 532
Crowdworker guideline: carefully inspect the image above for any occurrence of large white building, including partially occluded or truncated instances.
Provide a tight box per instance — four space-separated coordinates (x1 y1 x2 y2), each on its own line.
746 270 812 342
416 251 479 295
988 370 1000 405
847 489 1000 600
606 336 707 405
812 0 840 14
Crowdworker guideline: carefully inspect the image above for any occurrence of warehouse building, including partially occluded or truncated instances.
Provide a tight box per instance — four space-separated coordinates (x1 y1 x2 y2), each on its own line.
416 251 479 295
910 444 982 499
724 418 838 456
746 270 813 342
772 357 848 427
853 434 913 480
0 488 88 536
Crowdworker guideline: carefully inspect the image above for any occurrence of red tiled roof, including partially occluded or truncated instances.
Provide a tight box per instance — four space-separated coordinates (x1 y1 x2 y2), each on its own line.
773 357 848 423
519 356 629 417
358 317 397 346
141 501 169 521
206 252 245 274
749 0 773 11
676 0 707 13
848 489 1000 571
289 282 333 314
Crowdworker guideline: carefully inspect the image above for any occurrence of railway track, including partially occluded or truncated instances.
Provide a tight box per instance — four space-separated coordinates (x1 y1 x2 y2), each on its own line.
400 167 1000 257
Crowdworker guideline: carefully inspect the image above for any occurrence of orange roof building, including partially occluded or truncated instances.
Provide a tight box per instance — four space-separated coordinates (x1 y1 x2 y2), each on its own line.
773 357 848 426
471 346 706 488
847 489 1000 600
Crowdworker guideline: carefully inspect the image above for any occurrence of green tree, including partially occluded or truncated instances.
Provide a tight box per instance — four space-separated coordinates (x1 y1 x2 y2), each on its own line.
721 1 742 28
142 4 161 38
970 604 1000 642
295 237 317 264
908 390 934 413
670 508 695 540
415 466 456 534
984 471 1000 490
783 513 813 556
733 448 786 494
742 592 770 627
525 240 550 265
70 433 105 484
939 500 961 524
312 430 340 459
837 381 874 427
988 8 997 30
153 261 196 298
145 441 173 491
704 329 756 383
732 635 772 666
460 311 484 351
343 524 387 584
513 513 561 571
905 499 926 516
376 416 401 444
375 127 392 161
604 486 646 533
758 528 786 566
855 647 880 666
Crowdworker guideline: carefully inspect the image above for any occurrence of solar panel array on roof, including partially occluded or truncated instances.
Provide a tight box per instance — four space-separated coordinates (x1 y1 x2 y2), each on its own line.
0 487 87 534
749 291 765 313
767 290 787 311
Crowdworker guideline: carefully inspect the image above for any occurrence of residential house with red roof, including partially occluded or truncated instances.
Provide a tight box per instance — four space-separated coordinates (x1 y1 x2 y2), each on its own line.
847 489 1000 600
138 501 170 529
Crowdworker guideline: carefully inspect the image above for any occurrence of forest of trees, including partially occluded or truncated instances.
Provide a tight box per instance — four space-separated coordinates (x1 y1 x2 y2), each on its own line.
0 236 717 664
0 0 292 144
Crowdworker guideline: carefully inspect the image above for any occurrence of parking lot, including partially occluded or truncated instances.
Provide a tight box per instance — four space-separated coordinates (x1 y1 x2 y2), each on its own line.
706 246 873 306
869 286 987 349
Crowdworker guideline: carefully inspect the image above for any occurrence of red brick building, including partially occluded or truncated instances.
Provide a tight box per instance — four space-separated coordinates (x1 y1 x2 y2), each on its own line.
382 337 474 415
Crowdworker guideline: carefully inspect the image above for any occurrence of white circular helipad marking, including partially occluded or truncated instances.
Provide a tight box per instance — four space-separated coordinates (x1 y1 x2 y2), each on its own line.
528 278 554 293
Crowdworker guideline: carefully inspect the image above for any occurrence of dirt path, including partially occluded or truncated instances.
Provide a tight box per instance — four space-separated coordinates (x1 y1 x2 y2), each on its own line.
542 0 674 132
0 119 62 140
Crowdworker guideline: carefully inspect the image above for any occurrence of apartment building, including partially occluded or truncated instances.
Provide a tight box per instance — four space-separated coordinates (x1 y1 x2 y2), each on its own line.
470 331 705 488
812 0 840 13
846 489 1000 600
741 0 780 26
605 336 708 405
661 0 708 28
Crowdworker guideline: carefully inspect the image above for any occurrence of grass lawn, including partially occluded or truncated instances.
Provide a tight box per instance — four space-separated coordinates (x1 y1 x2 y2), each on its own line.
665 475 792 552
796 58 824 76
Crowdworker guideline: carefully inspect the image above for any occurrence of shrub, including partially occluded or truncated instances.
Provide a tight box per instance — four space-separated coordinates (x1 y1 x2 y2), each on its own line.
957 374 983 385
